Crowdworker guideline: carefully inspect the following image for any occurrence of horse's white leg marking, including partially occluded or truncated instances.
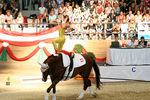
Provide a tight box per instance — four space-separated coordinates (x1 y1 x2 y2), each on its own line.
89 86 94 95
52 93 56 100
78 90 85 99
89 86 97 98
45 92 49 100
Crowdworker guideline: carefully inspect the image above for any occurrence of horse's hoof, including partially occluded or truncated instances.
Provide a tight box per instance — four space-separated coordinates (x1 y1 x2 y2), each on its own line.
92 93 97 98
77 97 83 100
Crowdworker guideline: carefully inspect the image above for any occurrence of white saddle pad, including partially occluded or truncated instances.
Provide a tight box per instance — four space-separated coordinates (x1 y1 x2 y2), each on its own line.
61 53 86 68
60 53 86 81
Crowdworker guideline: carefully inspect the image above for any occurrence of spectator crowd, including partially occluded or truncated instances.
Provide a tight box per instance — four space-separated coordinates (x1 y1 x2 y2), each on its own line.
0 0 149 40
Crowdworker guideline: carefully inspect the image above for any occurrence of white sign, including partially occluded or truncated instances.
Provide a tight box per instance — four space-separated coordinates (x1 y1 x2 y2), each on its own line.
100 66 150 82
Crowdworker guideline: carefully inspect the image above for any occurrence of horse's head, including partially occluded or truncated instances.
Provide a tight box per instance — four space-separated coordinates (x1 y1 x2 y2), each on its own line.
38 62 49 82
38 55 59 82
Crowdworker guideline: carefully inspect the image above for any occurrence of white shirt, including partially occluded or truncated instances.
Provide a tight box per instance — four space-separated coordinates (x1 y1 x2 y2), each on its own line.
120 23 128 33
39 7 46 14
0 14 5 23
127 40 136 47
105 7 112 14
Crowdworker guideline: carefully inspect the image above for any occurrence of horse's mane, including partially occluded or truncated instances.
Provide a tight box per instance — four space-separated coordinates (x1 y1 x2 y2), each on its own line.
44 54 63 65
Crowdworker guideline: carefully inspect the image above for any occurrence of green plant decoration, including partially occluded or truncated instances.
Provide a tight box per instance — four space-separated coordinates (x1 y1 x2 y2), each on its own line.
7 76 10 82
73 44 83 54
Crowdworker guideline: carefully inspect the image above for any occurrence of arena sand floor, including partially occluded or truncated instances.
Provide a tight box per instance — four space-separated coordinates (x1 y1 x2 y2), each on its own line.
0 62 150 100
0 78 150 100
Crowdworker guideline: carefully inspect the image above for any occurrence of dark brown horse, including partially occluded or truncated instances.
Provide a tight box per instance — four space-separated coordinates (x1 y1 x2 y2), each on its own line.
38 53 100 100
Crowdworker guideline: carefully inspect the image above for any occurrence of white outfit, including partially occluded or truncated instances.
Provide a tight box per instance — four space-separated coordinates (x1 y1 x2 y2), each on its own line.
0 14 5 23
105 7 112 14
120 23 128 39
127 40 136 47
39 7 46 14
17 17 23 24
0 14 5 29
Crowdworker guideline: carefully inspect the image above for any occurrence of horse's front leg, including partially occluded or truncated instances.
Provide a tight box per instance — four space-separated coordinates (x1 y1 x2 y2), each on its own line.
45 79 60 100
52 86 56 100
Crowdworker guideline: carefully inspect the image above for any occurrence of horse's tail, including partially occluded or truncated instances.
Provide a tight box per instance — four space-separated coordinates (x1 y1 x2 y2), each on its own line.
92 59 100 89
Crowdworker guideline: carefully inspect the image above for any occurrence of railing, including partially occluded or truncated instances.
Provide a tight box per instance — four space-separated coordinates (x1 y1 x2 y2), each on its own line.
0 22 149 40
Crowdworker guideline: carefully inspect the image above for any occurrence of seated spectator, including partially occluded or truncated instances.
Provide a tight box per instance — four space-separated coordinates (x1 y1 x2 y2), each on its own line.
48 10 57 28
57 9 63 24
131 3 135 14
65 2 72 16
112 23 120 37
89 1 95 14
120 19 128 40
0 0 4 9
121 3 128 15
113 2 120 16
46 2 52 14
143 11 150 22
126 11 135 22
105 3 112 14
11 1 18 19
38 2 46 21
110 36 122 48
54 4 59 15
128 19 137 37
104 0 111 7
126 36 137 47
57 0 63 8
0 9 5 29
59 3 65 13
88 16 96 40
81 18 89 40
84 0 90 7
40 12 48 29
96 18 104 39
80 2 87 13
11 19 17 32
135 11 143 22
74 4 81 14
16 12 24 31
118 11 125 23
96 1 104 14
2 3 7 14
5 10 13 30
108 9 117 22
138 36 148 47
72 18 81 39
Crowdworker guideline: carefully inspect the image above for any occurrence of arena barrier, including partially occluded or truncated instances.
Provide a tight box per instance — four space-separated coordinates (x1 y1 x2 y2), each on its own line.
20 66 150 84
0 22 149 40
100 66 150 82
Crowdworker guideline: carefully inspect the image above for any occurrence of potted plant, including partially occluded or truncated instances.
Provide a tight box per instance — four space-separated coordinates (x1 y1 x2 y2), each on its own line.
6 76 10 86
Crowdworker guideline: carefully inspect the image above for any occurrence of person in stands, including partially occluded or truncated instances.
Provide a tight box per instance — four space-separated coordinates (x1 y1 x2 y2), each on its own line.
16 12 24 31
126 36 137 48
5 10 13 31
138 36 148 47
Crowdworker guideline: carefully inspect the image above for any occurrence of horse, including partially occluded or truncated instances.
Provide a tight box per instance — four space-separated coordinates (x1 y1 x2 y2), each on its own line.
38 53 101 100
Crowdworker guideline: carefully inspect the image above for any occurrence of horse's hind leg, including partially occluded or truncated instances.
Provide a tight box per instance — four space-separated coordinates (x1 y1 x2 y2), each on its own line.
78 77 91 99
86 79 97 98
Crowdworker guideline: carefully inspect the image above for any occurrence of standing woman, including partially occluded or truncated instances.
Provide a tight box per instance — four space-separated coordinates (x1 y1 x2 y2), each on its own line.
16 12 24 31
